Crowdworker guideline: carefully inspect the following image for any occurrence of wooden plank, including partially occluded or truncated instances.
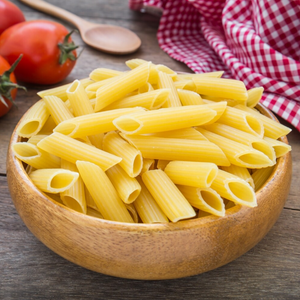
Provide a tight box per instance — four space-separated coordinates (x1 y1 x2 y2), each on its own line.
0 176 299 299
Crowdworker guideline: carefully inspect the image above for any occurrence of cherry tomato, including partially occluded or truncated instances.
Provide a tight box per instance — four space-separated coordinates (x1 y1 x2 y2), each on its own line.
0 20 78 85
0 55 24 117
0 0 25 35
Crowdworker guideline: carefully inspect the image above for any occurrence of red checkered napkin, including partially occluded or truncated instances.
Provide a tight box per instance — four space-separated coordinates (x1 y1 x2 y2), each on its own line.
129 0 300 131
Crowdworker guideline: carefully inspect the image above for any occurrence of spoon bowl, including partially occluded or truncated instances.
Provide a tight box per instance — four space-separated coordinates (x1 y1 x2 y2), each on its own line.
19 0 141 55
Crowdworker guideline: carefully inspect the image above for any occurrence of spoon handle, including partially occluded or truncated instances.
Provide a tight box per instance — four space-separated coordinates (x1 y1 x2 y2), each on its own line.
18 0 90 30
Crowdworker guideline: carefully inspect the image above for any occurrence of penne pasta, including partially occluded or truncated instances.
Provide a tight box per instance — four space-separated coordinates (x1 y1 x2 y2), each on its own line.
76 161 134 223
133 177 169 224
211 169 257 207
60 160 87 214
95 62 151 111
263 136 291 158
121 134 230 166
177 89 203 106
164 161 218 188
38 116 57 135
156 160 170 170
125 203 139 223
142 169 196 222
173 80 196 92
176 71 224 81
140 158 155 174
87 207 104 219
113 105 217 135
106 164 141 204
89 68 123 81
85 188 99 211
246 87 264 108
198 128 274 168
252 166 275 192
177 185 225 217
37 132 121 171
152 127 208 141
17 100 50 138
103 131 143 177
29 168 79 194
53 107 145 138
138 82 154 93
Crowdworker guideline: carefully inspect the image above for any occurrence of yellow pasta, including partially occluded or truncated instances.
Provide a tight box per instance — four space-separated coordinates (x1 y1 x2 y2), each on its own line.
155 64 177 79
125 203 139 223
252 166 275 192
37 132 121 171
66 79 94 116
156 160 170 170
140 158 155 174
17 100 50 138
173 80 196 92
29 168 79 194
205 122 276 163
142 169 196 222
113 105 217 135
38 115 57 135
103 131 142 177
198 128 274 168
76 161 134 223
85 188 99 211
95 62 151 111
152 127 208 141
211 169 257 207
138 82 154 93
263 136 291 158
87 207 104 219
103 89 170 111
37 78 93 101
53 107 145 138
106 164 141 204
177 71 224 80
157 71 181 107
121 134 230 166
43 95 74 125
234 104 292 139
177 186 225 217
246 87 264 108
192 77 248 103
85 74 124 92
165 161 218 188
12 142 61 169
177 89 203 106
133 177 169 224
60 160 87 214
89 68 123 81
201 101 228 125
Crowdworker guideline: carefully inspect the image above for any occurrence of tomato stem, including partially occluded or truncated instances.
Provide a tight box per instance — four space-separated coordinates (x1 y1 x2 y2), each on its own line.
0 55 26 106
58 30 79 65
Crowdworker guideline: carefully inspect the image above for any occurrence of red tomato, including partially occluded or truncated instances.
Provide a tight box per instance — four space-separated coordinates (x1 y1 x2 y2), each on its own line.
0 55 24 117
0 20 78 85
0 0 25 35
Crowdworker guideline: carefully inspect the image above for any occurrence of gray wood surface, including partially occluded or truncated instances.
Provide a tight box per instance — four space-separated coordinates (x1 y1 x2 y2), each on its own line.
1 1 300 299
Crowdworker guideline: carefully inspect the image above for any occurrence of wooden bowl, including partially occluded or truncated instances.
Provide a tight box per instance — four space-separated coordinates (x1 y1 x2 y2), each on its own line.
6 104 292 280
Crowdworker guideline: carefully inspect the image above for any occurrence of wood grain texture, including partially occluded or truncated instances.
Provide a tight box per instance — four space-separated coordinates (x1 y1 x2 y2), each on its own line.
1 0 300 298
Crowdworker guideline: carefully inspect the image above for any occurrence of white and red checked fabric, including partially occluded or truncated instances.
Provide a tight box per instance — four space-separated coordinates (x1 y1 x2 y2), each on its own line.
129 0 300 131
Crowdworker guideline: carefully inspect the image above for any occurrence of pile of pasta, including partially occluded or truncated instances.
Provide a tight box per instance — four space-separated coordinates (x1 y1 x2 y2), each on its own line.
13 59 292 223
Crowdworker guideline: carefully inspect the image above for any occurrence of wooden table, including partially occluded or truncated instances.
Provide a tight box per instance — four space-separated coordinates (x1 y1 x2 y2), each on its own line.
1 1 299 299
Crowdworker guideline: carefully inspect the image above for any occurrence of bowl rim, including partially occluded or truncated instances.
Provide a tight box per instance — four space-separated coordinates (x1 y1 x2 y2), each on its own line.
8 102 290 232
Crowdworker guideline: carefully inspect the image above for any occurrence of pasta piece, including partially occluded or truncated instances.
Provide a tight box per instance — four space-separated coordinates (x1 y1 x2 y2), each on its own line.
202 96 239 107
176 71 224 80
142 169 196 222
37 78 93 101
103 89 170 111
38 116 56 135
133 177 169 224
16 100 50 138
43 95 74 125
106 164 141 204
88 133 104 149
173 80 196 92
140 158 155 174
201 101 227 125
85 188 99 211
246 87 264 108
205 123 276 163
121 134 230 166
37 132 121 171
60 160 87 214
164 161 218 188
192 77 248 103
252 166 275 192
234 104 292 139
138 82 154 93
29 168 79 194
125 203 139 223
177 89 203 106
25 164 35 175
53 107 145 138
76 161 134 223
155 64 177 79
89 68 123 81
27 134 48 145
216 105 264 137
211 169 257 207
177 186 225 217
66 79 94 116
197 128 274 168
85 75 123 92
157 71 181 107
152 127 207 141
113 105 217 135
156 160 170 170
87 207 103 219
263 136 291 158
103 131 143 177
12 142 61 169
221 165 255 189
95 62 151 111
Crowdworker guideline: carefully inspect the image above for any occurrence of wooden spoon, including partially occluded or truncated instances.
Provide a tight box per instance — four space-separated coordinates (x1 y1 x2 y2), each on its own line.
19 0 141 55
